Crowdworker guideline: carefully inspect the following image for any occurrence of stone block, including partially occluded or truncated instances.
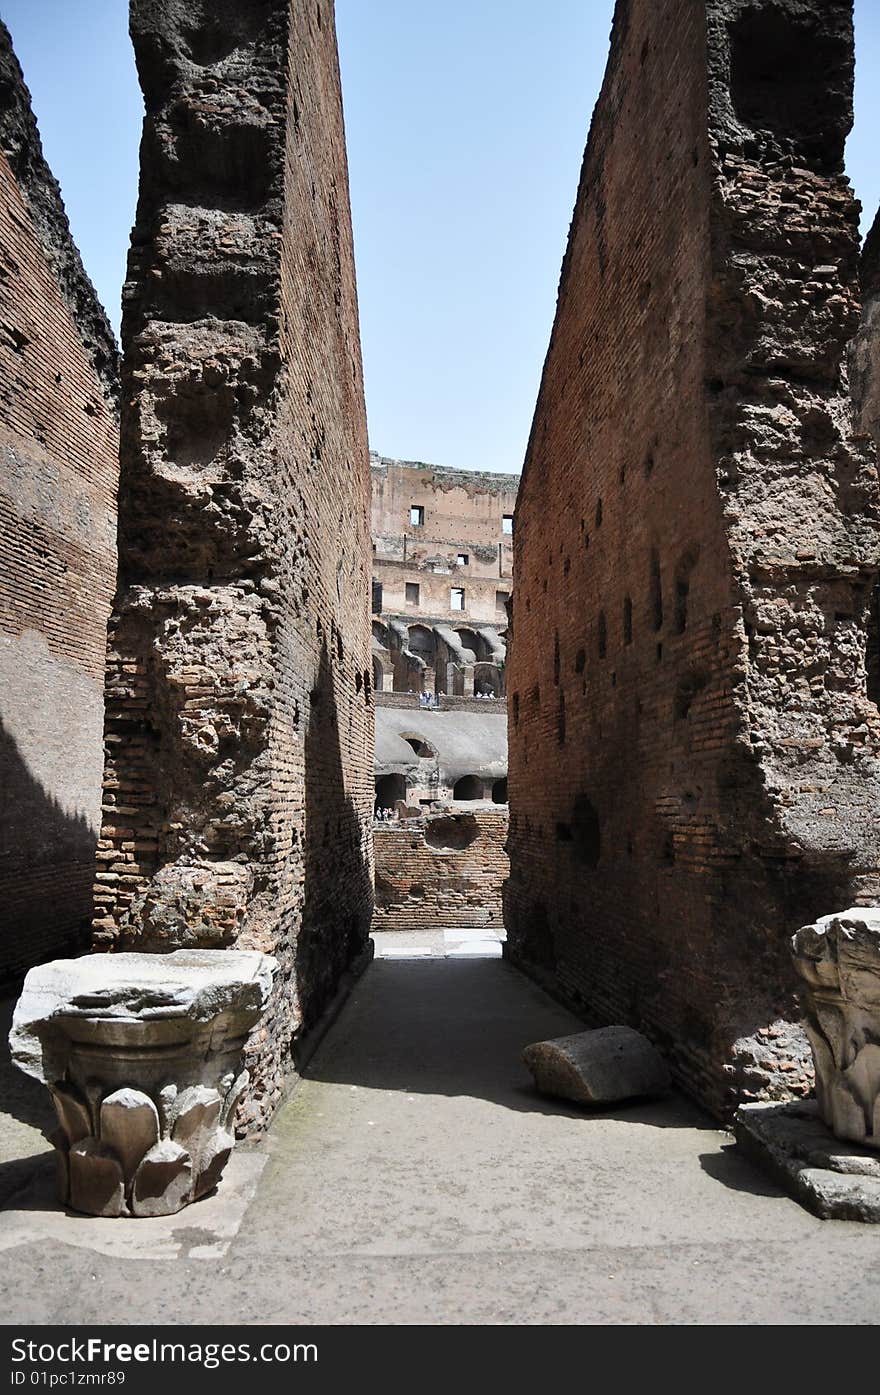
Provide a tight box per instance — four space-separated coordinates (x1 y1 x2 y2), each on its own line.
735 1100 880 1222
522 1025 670 1105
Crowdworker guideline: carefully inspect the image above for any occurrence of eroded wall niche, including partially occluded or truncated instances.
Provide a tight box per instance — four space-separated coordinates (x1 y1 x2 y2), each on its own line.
505 0 880 1117
93 0 373 1131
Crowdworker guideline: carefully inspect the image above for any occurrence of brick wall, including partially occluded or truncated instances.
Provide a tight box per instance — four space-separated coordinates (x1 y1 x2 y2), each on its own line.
373 808 509 932
93 0 373 1132
506 0 880 1118
371 455 517 627
0 24 119 986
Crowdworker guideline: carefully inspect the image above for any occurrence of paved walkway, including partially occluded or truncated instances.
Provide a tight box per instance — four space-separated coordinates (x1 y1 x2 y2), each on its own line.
372 926 504 958
2 953 880 1324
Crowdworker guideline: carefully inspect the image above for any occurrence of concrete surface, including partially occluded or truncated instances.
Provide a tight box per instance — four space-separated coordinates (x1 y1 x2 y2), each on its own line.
374 705 507 783
3 960 880 1324
372 927 504 958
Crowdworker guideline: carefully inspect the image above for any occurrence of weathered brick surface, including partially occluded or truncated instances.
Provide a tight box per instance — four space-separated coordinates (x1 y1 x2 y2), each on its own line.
94 0 373 1132
506 0 880 1118
0 25 120 986
373 808 509 932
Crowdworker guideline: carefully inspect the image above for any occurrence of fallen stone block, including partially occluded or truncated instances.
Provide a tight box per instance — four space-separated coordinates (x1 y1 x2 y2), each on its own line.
522 1025 670 1105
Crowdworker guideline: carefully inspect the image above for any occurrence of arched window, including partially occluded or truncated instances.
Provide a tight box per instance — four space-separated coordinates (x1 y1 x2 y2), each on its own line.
453 774 483 801
375 773 406 810
401 735 437 758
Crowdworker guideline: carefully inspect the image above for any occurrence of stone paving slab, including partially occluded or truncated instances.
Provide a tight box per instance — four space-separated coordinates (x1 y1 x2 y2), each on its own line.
0 1150 267 1260
735 1100 880 1222
372 928 505 960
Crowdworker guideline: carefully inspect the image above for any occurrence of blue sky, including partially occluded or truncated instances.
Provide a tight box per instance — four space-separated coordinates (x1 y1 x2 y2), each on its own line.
3 0 880 474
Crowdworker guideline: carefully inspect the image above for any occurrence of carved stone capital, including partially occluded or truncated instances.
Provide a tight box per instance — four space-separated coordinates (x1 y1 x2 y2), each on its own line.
791 908 880 1149
10 949 275 1216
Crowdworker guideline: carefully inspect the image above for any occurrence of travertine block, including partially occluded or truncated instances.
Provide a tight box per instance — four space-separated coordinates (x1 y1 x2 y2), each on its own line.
523 1025 670 1105
10 949 275 1216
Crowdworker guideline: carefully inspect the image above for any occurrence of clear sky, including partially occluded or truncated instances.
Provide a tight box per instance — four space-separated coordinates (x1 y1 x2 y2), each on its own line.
3 0 880 475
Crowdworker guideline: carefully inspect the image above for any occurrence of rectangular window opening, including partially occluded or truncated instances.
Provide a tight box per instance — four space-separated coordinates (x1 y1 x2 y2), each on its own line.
496 590 509 613
457 552 469 566
450 587 465 611
410 505 424 527
502 514 513 535
405 582 419 606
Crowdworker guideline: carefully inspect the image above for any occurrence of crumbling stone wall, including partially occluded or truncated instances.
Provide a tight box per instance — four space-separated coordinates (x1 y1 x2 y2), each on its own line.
849 206 880 701
0 25 120 986
506 0 880 1117
373 807 509 932
94 0 373 1130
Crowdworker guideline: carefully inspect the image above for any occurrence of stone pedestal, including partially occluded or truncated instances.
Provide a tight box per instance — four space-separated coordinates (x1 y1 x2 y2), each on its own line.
734 908 880 1221
734 1100 880 1223
9 950 275 1217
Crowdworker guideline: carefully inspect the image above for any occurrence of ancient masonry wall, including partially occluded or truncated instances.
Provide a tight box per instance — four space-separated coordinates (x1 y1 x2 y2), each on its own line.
850 205 880 700
0 24 120 986
373 808 509 932
371 455 517 625
505 0 880 1118
93 0 373 1132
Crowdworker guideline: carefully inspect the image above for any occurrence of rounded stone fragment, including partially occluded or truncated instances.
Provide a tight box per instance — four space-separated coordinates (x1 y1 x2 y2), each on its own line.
523 1025 670 1106
49 1082 92 1146
192 1130 235 1201
68 1138 126 1217
132 1140 193 1217
172 1086 222 1174
100 1088 160 1181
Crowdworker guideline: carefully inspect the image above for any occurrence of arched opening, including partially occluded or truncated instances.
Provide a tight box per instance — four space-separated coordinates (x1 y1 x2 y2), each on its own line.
392 650 424 693
455 627 481 659
408 623 435 661
453 774 483 800
375 772 406 811
372 655 383 691
491 778 508 804
474 662 502 697
401 734 437 758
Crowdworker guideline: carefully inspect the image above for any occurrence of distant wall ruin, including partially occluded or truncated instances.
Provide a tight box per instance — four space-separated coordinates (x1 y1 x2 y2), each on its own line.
93 0 373 1130
374 807 508 933
0 23 120 986
506 0 880 1116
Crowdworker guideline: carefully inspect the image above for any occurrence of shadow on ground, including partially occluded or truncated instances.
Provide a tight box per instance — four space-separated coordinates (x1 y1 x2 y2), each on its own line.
699 1144 787 1199
301 957 719 1130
